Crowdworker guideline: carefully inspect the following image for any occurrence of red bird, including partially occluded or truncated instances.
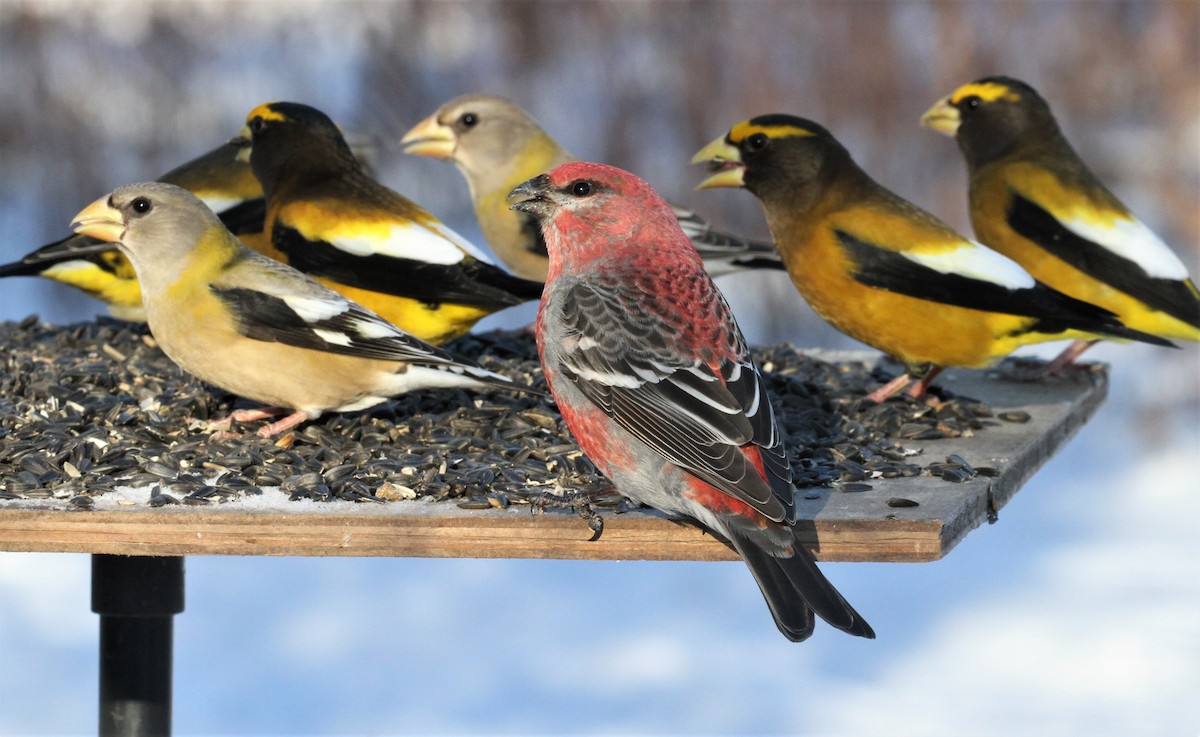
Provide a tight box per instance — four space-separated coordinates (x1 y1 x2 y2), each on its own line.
509 162 874 642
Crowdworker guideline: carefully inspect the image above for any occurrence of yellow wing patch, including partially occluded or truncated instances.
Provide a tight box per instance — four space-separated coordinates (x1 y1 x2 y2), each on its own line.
950 81 1021 105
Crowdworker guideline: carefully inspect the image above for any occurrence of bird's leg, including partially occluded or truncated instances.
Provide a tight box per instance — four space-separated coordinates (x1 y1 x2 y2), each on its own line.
1042 339 1099 376
253 410 312 438
530 487 613 542
906 366 945 406
206 406 290 438
865 372 913 403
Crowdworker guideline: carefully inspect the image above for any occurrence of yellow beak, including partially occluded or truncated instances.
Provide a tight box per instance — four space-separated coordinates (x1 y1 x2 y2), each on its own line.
71 195 125 243
690 135 745 190
230 126 253 163
400 114 456 159
920 97 961 136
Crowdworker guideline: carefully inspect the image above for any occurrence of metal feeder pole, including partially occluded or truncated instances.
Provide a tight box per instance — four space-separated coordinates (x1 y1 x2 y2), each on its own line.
91 555 185 737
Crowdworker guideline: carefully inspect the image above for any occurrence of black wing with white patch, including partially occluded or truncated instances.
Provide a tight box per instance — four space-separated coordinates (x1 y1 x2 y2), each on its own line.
211 282 469 367
555 278 793 523
834 229 1169 341
1007 192 1200 329
272 224 542 308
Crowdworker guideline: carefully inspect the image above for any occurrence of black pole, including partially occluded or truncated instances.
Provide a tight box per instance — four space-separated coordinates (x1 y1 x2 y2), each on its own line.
91 555 185 737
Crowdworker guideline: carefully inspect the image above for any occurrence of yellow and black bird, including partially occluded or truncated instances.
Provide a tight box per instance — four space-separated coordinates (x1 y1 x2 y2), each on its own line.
400 93 782 282
922 76 1199 370
0 141 266 320
237 101 543 345
692 115 1174 401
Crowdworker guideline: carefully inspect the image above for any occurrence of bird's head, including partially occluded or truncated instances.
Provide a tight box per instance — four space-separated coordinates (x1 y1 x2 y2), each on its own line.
402 93 566 179
67 182 223 281
921 76 1056 166
692 115 851 205
508 162 682 272
235 101 357 189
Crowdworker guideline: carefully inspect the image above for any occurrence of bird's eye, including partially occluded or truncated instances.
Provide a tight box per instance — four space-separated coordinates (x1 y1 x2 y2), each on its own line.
570 180 593 197
459 112 478 128
744 132 769 153
130 197 152 216
961 96 981 111
250 116 267 133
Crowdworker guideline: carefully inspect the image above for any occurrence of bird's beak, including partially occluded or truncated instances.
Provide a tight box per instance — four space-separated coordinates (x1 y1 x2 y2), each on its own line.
507 174 553 217
400 114 456 159
229 127 253 163
70 195 125 245
691 135 745 190
920 97 961 136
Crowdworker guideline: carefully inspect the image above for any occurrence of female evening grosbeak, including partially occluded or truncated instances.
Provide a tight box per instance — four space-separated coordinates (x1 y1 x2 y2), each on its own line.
401 93 782 282
236 101 543 345
0 141 266 321
922 75 1199 370
510 162 873 642
691 115 1172 402
57 182 522 438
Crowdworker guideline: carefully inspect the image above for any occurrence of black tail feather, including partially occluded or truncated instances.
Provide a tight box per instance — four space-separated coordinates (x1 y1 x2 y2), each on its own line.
729 532 875 642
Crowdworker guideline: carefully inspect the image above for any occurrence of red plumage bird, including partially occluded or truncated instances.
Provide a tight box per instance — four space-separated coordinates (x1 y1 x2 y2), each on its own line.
509 162 874 642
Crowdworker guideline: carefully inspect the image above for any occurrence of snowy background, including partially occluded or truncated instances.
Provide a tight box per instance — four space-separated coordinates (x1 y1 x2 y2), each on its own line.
1 2 1197 735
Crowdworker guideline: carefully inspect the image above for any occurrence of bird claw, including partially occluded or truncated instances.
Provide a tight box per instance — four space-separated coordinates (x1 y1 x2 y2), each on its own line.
530 488 609 541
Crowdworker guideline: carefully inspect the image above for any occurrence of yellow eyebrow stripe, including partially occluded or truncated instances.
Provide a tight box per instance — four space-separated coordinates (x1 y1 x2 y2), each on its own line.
729 120 817 142
950 82 1020 105
246 103 288 122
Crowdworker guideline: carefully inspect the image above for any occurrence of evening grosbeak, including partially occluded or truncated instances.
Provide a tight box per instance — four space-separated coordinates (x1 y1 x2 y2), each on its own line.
691 115 1173 402
400 93 783 282
236 101 543 345
510 161 873 642
57 182 522 438
922 75 1200 370
0 141 266 321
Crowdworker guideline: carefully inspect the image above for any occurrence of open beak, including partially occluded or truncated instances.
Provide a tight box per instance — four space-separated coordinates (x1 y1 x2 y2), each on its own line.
70 195 125 246
920 97 961 136
690 135 746 189
400 114 456 159
507 174 553 218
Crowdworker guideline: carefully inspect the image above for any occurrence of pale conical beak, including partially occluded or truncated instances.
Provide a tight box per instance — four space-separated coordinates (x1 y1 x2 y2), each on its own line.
400 114 456 158
230 126 253 163
920 97 961 136
690 135 745 190
70 195 125 245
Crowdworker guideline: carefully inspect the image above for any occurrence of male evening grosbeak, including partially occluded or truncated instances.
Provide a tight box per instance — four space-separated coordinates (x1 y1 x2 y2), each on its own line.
236 101 543 345
691 115 1172 401
59 182 522 438
401 93 783 282
922 75 1199 370
0 141 266 321
511 161 873 642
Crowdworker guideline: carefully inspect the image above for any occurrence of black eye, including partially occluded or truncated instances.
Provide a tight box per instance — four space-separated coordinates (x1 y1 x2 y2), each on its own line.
250 116 267 133
961 96 981 111
570 180 592 197
459 112 478 128
130 197 152 216
744 132 769 153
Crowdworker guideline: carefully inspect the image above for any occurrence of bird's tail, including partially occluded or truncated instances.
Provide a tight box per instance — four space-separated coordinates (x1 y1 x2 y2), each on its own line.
728 530 875 642
1032 284 1177 348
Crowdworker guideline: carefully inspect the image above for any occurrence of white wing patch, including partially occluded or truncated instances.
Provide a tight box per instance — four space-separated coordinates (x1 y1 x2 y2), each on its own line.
326 219 494 266
349 317 402 339
901 240 1035 290
1061 213 1189 280
282 295 351 323
313 328 353 346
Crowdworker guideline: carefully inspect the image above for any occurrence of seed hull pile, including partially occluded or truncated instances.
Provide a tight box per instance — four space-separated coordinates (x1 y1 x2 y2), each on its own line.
0 317 1019 510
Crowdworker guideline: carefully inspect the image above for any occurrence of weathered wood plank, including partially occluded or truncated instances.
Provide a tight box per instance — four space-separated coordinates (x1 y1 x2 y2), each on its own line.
0 361 1107 563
